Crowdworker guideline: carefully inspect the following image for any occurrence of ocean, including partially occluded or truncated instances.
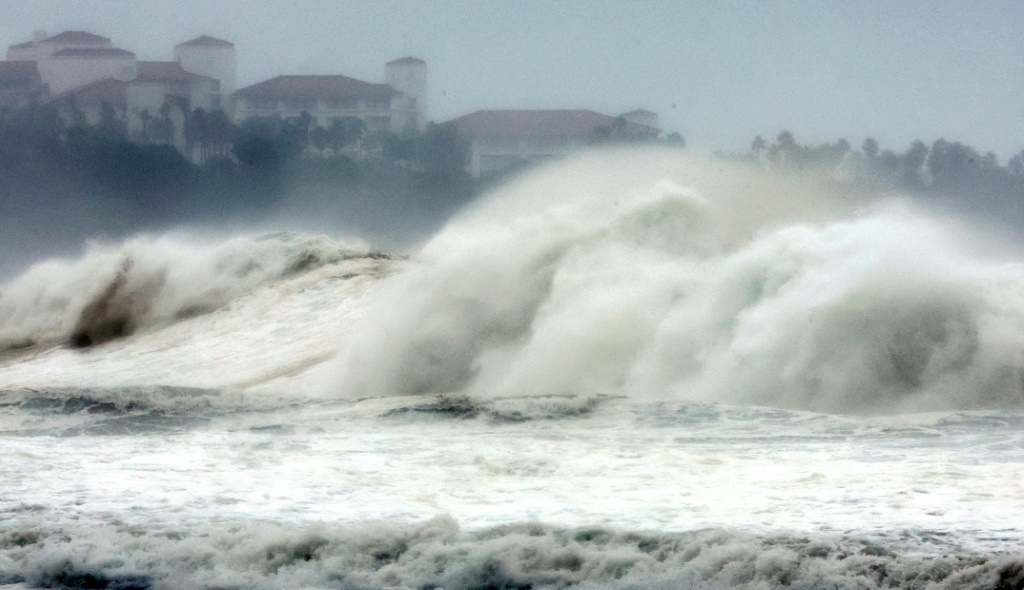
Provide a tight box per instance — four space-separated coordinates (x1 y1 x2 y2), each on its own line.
3 149 1024 589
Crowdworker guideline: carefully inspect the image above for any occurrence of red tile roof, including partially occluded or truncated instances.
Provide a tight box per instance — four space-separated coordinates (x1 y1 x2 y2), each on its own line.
41 31 111 45
387 57 425 66
453 109 628 139
235 75 398 100
53 78 127 107
0 61 41 83
52 47 134 58
136 61 210 82
176 35 233 48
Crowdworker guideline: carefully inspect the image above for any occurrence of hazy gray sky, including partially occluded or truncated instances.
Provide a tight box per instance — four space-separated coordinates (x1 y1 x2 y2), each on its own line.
4 0 1024 157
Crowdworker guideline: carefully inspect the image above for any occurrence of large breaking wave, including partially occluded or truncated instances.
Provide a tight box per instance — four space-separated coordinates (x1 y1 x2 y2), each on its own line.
5 149 1024 415
330 149 1024 414
0 232 371 351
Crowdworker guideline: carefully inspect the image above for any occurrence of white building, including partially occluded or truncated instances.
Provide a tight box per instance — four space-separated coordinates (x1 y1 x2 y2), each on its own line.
6 31 136 96
174 35 236 110
128 61 221 151
385 57 427 129
233 57 426 134
42 47 137 96
4 31 233 108
7 30 112 62
452 109 660 177
51 78 129 125
4 31 236 160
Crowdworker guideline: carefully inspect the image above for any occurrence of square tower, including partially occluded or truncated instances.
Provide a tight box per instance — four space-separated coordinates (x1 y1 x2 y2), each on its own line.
385 57 426 131
174 35 236 111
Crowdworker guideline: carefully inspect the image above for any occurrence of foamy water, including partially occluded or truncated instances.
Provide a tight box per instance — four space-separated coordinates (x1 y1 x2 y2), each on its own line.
3 150 1024 589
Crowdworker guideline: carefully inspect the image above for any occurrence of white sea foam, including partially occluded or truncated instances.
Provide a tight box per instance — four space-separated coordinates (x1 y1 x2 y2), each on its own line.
5 149 1024 415
3 516 1022 590
2 149 1024 589
329 148 1024 414
0 231 368 350
3 394 1024 588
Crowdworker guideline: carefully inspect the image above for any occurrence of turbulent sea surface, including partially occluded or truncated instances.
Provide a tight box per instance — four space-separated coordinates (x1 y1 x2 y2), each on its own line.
3 150 1024 589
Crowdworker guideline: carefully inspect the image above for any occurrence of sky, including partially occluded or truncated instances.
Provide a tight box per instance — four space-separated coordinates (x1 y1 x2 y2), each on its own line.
4 0 1024 158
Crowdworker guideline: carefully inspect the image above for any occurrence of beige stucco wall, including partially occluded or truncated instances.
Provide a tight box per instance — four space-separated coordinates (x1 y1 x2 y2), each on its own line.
42 55 136 95
175 44 236 106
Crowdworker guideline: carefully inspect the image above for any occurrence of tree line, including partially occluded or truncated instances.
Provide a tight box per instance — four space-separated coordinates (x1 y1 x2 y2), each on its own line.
744 131 1024 224
0 102 477 224
3 99 1022 236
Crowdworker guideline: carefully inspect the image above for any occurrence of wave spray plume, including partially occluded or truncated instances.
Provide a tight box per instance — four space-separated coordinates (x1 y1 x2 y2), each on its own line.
331 148 1024 414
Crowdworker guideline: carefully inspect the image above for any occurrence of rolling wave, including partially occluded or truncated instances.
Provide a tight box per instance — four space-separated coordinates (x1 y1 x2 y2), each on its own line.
0 231 375 350
4 150 1024 415
1 517 1021 590
329 150 1024 414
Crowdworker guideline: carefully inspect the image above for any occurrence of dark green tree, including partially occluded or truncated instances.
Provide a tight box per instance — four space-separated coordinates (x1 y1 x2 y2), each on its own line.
415 121 470 181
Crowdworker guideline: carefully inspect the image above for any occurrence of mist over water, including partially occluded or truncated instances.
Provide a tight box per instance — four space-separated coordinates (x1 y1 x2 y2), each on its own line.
330 148 1024 415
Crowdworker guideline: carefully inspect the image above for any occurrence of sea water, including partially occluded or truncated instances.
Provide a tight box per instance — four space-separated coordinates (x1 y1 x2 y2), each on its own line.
3 149 1024 589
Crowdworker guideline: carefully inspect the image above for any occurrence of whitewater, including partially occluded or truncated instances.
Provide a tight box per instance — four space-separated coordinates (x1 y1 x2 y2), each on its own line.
3 149 1024 589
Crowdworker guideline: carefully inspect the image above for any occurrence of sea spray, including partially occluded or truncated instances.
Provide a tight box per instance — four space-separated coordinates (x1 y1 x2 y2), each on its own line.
4 149 1024 590
329 148 1024 413
623 207 1024 413
0 231 368 350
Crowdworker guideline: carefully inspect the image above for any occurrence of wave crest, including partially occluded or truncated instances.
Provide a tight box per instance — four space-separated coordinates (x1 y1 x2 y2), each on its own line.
2 517 1021 590
329 150 1024 414
0 231 373 349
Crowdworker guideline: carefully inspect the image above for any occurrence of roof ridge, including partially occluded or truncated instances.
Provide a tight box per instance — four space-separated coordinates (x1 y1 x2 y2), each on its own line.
235 74 399 99
52 47 134 57
41 30 111 44
176 35 234 47
51 77 127 100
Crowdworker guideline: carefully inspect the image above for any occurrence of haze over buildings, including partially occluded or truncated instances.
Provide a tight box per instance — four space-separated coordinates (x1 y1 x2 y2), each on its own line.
1 29 436 163
2 1 1023 158
1 27 668 177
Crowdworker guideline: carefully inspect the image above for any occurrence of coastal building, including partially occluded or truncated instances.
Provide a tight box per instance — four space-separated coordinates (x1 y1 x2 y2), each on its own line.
7 31 136 96
452 109 660 177
127 61 222 150
41 46 137 96
7 30 114 62
385 57 427 128
174 35 236 107
3 31 235 159
233 57 427 134
50 78 129 125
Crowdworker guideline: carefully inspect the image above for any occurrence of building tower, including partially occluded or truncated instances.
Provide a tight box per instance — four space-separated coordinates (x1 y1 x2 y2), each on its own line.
385 57 427 131
174 35 236 111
